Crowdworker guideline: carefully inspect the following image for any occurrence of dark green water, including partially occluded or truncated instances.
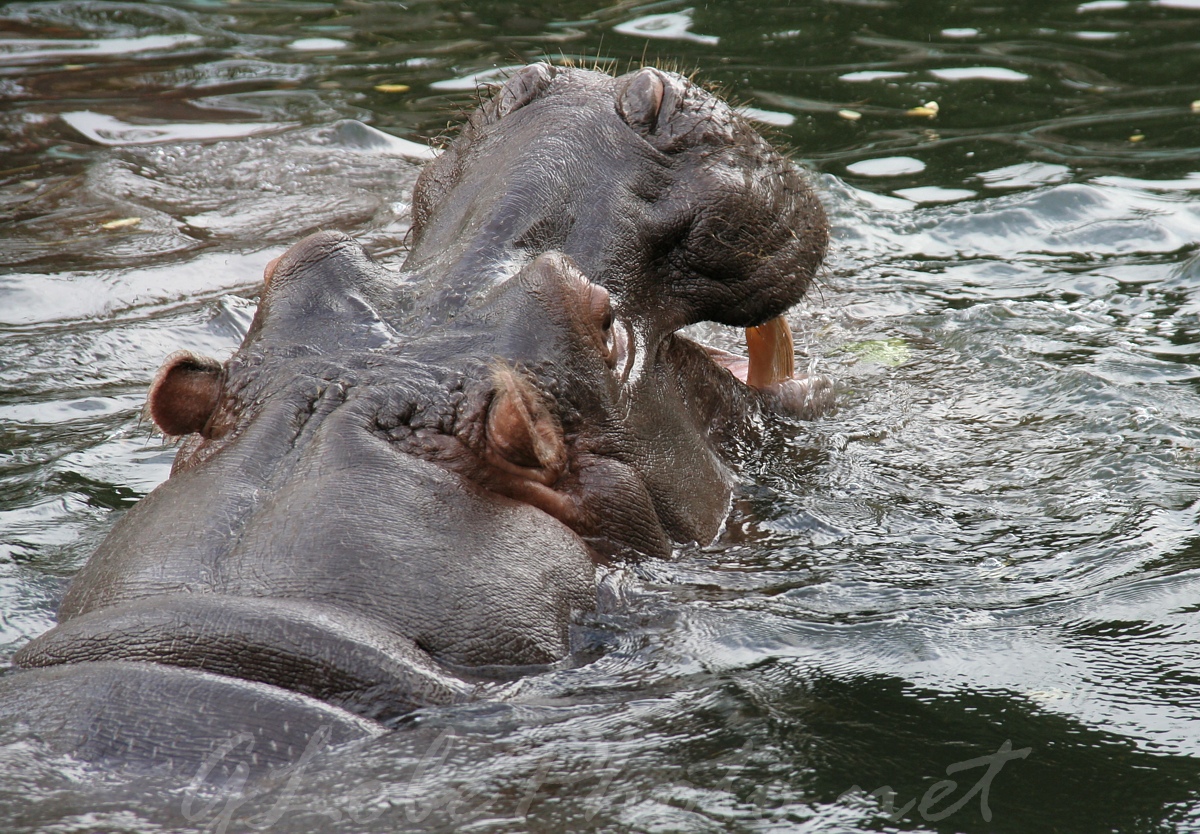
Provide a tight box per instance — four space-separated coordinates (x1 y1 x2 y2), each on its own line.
2 1 1200 831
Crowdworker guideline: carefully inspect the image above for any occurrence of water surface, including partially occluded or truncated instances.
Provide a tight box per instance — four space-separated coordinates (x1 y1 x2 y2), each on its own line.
2 1 1200 831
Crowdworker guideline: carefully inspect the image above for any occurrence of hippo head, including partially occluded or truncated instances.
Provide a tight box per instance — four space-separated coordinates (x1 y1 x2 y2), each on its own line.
142 243 793 568
407 64 828 332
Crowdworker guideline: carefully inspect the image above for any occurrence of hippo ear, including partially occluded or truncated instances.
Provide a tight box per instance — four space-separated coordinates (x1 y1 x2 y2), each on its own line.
484 364 566 482
492 63 557 120
615 68 668 134
147 351 223 437
615 68 735 153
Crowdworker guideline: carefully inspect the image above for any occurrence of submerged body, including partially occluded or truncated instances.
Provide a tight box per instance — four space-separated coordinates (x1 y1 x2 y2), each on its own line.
2 65 830 774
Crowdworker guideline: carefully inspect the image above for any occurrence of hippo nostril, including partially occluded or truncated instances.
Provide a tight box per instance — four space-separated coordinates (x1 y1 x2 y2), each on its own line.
615 67 738 154
492 63 557 120
615 68 666 134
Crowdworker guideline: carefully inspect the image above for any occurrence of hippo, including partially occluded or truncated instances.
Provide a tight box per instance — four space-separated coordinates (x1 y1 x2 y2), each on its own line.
0 64 830 776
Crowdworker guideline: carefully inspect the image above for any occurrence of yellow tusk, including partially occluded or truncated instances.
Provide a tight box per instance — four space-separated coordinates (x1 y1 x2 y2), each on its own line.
745 316 795 388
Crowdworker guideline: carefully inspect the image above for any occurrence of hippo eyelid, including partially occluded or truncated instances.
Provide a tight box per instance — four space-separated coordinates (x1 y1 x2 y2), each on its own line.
580 281 621 369
600 315 617 368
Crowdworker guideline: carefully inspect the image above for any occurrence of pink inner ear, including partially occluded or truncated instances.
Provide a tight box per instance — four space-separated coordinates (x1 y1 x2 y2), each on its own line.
147 351 223 437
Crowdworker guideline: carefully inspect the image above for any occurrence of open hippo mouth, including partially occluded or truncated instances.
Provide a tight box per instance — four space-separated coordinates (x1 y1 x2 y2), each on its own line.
5 64 831 772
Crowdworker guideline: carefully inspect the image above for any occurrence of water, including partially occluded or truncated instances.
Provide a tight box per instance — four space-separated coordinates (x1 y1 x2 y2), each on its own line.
2 1 1200 831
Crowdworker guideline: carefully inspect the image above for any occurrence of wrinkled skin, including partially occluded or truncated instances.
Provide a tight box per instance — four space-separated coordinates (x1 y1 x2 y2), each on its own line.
1 65 830 776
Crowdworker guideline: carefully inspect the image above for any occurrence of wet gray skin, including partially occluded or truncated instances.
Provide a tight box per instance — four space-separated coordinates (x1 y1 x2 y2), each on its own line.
1 65 830 775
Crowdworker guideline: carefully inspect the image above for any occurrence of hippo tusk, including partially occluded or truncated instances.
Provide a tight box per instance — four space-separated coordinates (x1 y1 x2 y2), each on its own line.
701 315 831 418
745 315 795 388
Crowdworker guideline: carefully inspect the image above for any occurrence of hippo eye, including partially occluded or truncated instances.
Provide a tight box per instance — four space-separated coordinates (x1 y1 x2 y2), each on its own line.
584 285 619 367
492 63 557 120
601 313 617 366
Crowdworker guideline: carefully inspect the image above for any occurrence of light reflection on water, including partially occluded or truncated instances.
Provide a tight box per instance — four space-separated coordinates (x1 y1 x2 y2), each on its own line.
1 0 1200 831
